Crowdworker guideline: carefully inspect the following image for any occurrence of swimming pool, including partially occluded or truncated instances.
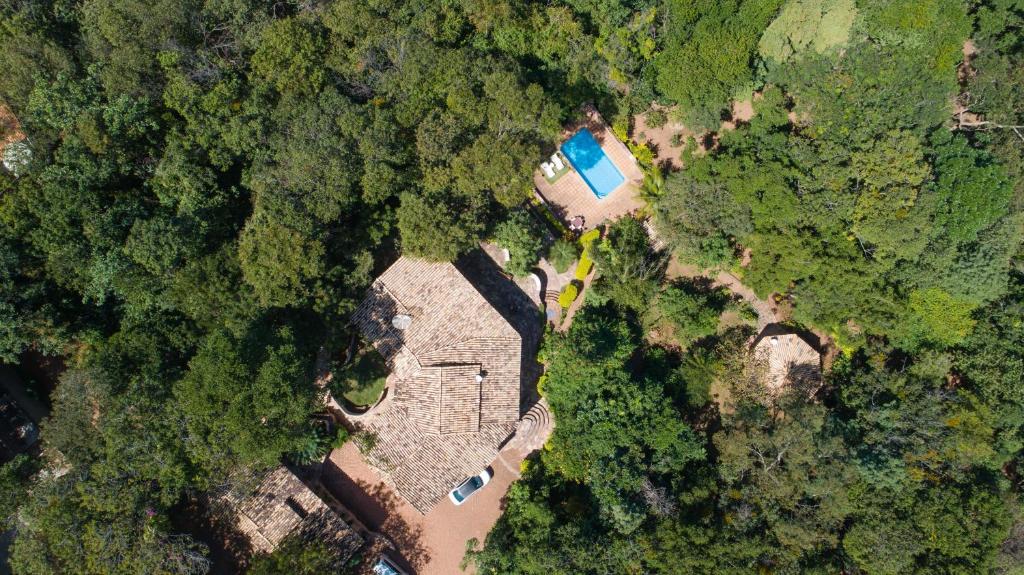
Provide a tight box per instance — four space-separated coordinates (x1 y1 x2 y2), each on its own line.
560 128 625 199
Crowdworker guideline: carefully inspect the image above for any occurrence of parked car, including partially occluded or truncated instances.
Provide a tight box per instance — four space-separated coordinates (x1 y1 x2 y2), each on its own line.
373 554 407 575
448 469 492 505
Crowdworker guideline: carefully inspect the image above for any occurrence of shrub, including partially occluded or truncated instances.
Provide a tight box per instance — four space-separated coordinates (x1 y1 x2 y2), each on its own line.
612 114 631 141
575 250 594 281
353 430 378 453
494 210 544 277
548 239 578 273
289 424 334 465
628 141 655 168
651 280 729 346
331 427 350 449
559 284 579 308
579 228 601 249
647 108 669 128
530 197 571 238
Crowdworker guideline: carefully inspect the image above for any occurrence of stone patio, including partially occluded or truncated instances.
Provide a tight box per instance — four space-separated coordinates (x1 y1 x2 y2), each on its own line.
534 105 645 230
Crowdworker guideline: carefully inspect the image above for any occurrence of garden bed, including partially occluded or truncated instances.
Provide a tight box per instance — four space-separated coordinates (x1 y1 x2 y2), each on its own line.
331 345 388 411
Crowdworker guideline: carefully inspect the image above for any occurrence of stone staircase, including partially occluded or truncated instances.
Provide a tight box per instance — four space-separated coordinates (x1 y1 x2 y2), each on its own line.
511 398 553 453
543 291 562 325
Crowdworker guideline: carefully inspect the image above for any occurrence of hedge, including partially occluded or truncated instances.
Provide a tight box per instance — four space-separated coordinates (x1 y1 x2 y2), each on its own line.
559 284 579 308
575 250 593 281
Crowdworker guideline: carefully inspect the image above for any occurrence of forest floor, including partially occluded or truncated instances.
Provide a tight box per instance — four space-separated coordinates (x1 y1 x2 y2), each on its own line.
633 105 698 171
634 96 759 171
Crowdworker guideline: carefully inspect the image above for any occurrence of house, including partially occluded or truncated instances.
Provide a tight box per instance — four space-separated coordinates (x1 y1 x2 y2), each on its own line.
349 257 522 513
751 324 822 392
221 466 365 561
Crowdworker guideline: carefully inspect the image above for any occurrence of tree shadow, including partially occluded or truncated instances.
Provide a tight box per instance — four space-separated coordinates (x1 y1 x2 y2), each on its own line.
786 362 824 399
350 283 408 363
575 105 612 146
173 496 253 575
455 249 546 414
751 322 822 351
319 458 430 574
537 193 571 224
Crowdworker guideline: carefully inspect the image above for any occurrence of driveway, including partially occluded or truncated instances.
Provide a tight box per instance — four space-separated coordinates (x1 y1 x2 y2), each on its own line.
322 441 528 575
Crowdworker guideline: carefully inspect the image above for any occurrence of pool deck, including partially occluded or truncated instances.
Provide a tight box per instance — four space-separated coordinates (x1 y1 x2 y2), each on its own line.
534 105 644 230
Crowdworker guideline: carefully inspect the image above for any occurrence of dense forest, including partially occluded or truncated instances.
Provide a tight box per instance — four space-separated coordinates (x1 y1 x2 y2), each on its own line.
0 0 1022 574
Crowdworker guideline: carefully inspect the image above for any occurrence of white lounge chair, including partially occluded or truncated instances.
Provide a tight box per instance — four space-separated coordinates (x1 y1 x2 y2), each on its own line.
541 162 555 178
550 153 564 171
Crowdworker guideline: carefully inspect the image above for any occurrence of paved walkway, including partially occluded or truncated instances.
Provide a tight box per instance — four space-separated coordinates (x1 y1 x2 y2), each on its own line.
555 264 596 332
322 440 532 575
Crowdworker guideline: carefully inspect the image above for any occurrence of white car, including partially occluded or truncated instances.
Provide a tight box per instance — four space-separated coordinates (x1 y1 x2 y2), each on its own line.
373 554 408 575
448 469 492 505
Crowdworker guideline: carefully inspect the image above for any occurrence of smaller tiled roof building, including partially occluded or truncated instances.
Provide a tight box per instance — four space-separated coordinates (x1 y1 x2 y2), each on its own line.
752 325 822 392
351 257 522 513
222 466 364 561
0 105 30 176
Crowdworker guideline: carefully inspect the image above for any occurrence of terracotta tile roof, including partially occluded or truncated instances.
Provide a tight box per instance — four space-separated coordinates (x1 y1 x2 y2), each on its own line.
222 466 364 560
0 105 25 155
351 257 522 512
752 328 822 392
440 365 483 434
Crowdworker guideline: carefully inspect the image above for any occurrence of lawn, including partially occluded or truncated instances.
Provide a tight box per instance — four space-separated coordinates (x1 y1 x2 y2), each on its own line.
335 347 388 407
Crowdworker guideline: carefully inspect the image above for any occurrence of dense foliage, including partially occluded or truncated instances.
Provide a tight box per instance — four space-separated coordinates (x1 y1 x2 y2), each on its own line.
469 1 1024 574
1 0 1022 573
246 536 355 575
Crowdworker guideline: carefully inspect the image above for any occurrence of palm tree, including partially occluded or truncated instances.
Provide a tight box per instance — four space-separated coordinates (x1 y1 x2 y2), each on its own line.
638 163 665 215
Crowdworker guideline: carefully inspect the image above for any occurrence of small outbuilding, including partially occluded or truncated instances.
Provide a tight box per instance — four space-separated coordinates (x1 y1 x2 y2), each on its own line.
1 105 30 177
221 466 365 561
751 324 822 393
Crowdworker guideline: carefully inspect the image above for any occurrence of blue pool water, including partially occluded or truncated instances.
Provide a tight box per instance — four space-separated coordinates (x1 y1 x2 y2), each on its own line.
560 128 625 199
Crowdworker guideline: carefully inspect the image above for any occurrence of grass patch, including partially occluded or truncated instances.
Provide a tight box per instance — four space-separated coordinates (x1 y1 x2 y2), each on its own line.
334 347 388 407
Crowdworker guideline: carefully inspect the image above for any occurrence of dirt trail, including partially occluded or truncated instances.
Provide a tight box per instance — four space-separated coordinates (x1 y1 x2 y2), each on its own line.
666 257 777 330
